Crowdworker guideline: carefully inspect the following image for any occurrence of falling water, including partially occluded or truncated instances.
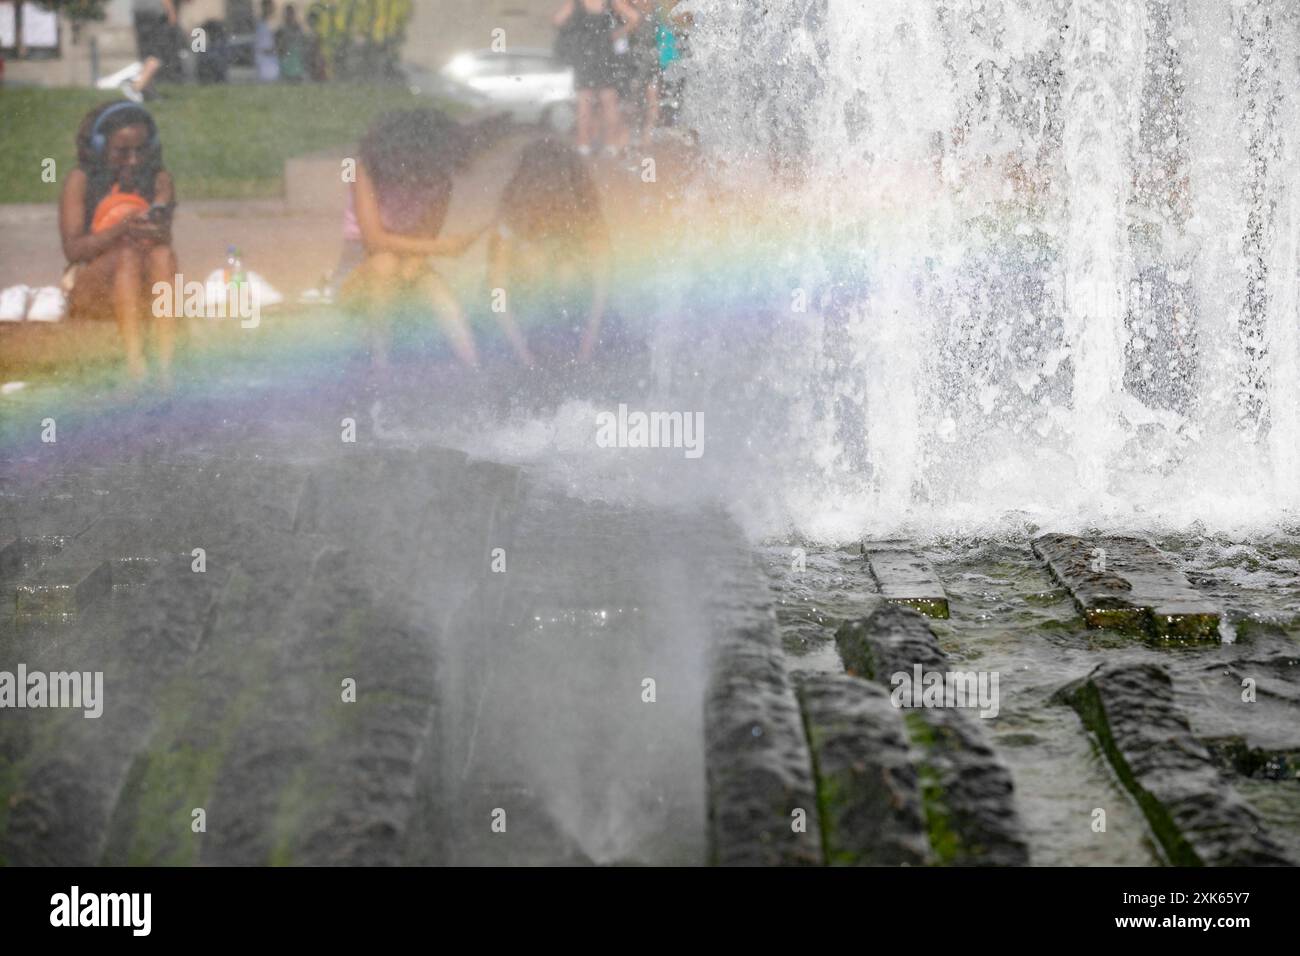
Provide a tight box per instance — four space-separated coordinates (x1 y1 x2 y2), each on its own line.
641 0 1300 539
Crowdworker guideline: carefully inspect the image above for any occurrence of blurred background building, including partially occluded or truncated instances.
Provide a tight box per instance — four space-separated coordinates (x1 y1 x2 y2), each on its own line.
0 0 557 86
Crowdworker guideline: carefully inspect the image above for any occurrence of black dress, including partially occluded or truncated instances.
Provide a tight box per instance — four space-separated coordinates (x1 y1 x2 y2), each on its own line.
565 1 618 91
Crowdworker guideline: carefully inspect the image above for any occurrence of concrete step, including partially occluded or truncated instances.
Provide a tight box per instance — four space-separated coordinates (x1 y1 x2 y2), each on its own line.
1033 534 1220 644
833 605 1029 865
1060 662 1293 866
97 536 325 866
0 559 225 865
198 548 439 866
705 537 823 867
796 673 930 865
863 546 949 619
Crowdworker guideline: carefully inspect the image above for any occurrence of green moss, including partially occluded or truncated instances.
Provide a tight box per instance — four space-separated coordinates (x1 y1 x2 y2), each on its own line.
1232 618 1283 643
106 567 279 864
1083 605 1149 633
112 660 272 865
834 622 878 680
1036 617 1080 632
264 595 429 863
1206 737 1300 780
267 764 330 867
1068 679 1203 866
796 695 832 867
120 740 223 866
904 710 936 748
1148 612 1220 647
1080 600 1221 647
904 713 960 865
814 770 858 867
890 597 950 620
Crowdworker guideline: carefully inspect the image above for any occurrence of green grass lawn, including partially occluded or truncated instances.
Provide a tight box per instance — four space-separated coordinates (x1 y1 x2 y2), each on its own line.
0 83 447 204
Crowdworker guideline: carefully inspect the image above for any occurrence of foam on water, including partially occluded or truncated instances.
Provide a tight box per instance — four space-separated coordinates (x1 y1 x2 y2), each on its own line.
534 0 1300 543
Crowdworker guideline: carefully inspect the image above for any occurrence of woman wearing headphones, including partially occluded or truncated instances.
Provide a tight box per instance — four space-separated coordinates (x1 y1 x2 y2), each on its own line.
59 101 178 387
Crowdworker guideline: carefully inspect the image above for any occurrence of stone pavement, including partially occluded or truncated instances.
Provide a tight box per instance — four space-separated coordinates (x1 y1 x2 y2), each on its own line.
2 393 1298 865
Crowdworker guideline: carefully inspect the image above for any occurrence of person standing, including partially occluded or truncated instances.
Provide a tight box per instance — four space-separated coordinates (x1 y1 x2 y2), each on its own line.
122 0 179 103
305 6 328 82
624 0 666 145
554 0 641 159
276 3 308 83
255 0 280 83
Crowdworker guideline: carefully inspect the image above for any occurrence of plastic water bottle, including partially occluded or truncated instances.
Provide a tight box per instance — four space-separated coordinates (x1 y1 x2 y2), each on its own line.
225 246 245 286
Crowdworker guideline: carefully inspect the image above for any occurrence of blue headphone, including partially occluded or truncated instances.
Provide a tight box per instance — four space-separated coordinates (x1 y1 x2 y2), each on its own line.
90 102 160 156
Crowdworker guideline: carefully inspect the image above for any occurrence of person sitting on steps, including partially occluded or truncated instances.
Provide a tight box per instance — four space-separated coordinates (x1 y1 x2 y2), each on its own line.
59 101 179 389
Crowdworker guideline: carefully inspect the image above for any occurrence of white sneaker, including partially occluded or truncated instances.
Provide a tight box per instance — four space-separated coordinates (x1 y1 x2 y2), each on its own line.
0 285 30 321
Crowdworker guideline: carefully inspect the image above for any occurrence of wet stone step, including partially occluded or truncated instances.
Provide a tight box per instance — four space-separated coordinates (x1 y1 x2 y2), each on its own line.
0 492 104 541
0 535 71 585
863 546 949 619
835 602 947 681
0 561 225 866
14 555 112 619
434 487 715 866
1033 534 1220 644
1060 661 1293 866
83 454 309 547
796 673 930 866
1179 648 1300 755
704 532 823 867
0 537 21 579
833 604 1029 865
294 448 519 628
705 632 823 866
293 447 472 539
99 536 327 865
171 460 312 541
72 515 192 588
449 783 592 866
9 510 199 619
901 707 1029 866
1204 738 1300 781
202 547 440 866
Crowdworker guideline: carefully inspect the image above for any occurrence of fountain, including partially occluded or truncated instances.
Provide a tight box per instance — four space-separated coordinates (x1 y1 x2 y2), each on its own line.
654 0 1300 538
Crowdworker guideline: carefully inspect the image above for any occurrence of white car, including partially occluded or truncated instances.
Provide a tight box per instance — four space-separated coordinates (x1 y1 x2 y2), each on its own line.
436 48 577 133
